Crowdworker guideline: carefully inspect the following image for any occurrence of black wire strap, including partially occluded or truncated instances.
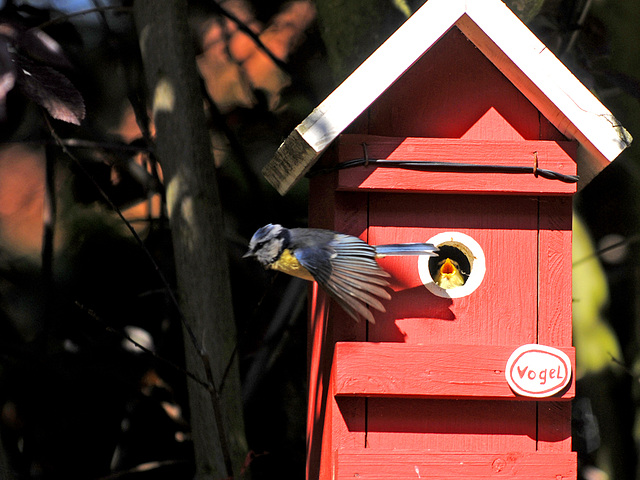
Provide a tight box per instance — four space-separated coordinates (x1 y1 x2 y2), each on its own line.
307 157 579 184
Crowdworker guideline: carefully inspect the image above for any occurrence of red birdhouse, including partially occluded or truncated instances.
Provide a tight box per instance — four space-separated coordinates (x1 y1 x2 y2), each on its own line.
263 0 631 479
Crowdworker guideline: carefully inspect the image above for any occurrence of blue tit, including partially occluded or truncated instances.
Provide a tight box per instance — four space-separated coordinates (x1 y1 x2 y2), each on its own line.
432 257 465 289
244 224 438 323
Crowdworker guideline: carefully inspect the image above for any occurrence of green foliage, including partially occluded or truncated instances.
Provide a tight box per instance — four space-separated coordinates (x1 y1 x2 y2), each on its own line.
391 0 412 18
572 214 622 377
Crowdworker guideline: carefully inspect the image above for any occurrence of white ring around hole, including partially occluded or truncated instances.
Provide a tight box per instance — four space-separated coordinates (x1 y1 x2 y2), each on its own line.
418 232 486 299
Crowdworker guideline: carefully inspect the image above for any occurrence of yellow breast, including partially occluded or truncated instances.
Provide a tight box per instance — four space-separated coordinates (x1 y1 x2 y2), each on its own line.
270 249 315 281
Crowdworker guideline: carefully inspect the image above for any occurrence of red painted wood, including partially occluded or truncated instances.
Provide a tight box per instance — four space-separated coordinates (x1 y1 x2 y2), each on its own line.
367 193 539 344
306 282 329 480
333 342 575 400
362 28 562 142
538 402 573 451
335 134 577 195
308 168 369 480
537 196 574 453
538 196 573 347
365 398 538 452
307 171 335 480
335 450 577 479
305 16 577 480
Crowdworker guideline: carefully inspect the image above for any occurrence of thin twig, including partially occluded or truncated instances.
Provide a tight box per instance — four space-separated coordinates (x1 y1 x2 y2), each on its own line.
35 1 289 76
34 5 132 31
199 75 266 221
45 117 235 478
90 0 112 29
219 271 279 393
0 138 152 154
608 352 634 378
76 301 211 390
96 459 191 480
573 232 640 266
209 1 290 74
200 351 234 476
42 117 202 363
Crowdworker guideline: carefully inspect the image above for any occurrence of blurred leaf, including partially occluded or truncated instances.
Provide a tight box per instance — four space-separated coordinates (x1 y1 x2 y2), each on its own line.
391 0 411 18
0 19 84 125
0 40 16 120
197 0 315 112
14 52 85 124
17 27 73 70
573 214 622 377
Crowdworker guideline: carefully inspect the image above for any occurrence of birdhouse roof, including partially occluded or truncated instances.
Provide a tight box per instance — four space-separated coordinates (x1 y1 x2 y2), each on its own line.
263 0 632 195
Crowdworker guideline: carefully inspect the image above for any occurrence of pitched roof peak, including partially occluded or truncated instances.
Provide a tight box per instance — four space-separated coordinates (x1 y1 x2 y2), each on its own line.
264 0 631 195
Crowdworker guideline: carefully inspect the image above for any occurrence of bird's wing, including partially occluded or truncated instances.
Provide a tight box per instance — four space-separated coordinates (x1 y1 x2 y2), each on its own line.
295 234 391 323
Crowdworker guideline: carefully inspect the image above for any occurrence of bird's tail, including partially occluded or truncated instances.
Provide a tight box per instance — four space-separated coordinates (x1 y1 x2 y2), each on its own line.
375 243 438 257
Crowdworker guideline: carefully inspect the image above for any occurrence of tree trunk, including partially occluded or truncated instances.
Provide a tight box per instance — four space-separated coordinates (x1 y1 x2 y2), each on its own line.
133 2 247 478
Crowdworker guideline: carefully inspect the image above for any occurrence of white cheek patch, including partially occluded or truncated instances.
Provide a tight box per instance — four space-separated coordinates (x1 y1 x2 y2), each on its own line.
258 238 284 265
269 238 284 259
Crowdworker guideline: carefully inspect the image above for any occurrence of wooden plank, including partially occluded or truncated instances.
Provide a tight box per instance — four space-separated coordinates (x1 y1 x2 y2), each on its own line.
306 170 335 480
537 197 573 347
537 196 574 452
308 171 370 480
335 450 577 479
365 398 538 452
333 342 575 400
306 282 329 480
261 0 468 195
262 128 319 195
334 135 577 195
363 194 554 454
538 402 572 451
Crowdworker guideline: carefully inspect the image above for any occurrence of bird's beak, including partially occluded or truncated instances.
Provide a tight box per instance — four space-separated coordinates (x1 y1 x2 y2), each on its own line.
242 250 253 259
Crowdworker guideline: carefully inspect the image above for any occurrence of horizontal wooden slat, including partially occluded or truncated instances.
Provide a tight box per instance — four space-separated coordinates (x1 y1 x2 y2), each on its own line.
333 342 575 400
335 449 577 479
335 134 577 195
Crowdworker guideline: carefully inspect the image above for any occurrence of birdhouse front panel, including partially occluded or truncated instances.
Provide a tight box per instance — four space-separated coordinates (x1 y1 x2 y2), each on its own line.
307 186 575 479
305 23 577 480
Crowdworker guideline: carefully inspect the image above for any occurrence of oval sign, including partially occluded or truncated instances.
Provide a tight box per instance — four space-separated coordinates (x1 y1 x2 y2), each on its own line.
505 344 572 398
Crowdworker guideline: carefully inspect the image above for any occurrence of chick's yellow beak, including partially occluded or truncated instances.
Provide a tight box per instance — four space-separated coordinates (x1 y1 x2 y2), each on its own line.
433 257 465 289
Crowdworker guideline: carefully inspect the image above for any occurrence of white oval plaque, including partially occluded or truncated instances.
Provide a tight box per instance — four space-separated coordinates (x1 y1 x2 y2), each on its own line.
505 344 572 398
